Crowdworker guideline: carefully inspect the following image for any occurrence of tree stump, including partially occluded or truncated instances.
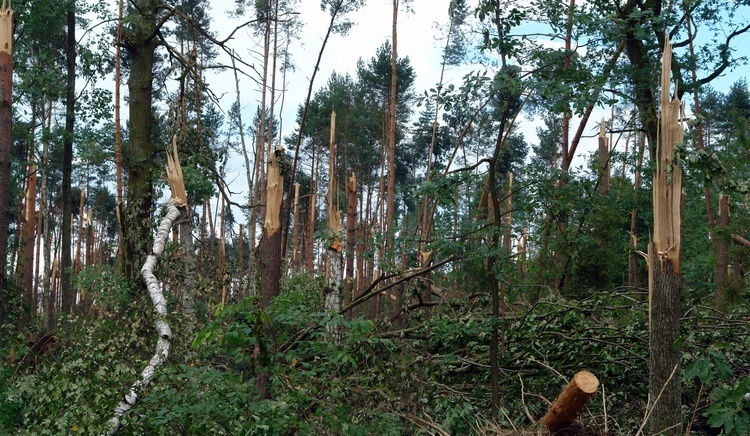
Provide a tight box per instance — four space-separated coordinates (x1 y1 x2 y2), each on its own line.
540 371 600 433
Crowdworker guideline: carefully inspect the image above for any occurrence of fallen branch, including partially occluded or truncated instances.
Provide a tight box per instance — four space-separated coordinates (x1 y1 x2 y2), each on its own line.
732 233 750 247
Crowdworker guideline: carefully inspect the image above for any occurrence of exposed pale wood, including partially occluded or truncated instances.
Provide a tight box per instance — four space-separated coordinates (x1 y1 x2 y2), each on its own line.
652 38 683 274
345 174 356 311
648 38 684 436
326 112 343 337
598 119 610 194
292 183 300 268
540 371 600 433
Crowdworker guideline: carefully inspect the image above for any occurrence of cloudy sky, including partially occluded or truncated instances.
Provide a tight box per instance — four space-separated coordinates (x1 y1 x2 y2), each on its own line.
205 0 462 141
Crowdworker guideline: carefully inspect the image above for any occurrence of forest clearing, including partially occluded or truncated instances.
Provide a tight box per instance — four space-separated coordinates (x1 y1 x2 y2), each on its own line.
1 0 749 434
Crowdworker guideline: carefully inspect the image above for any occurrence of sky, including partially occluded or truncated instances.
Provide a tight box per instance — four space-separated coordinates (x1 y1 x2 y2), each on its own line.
204 0 463 148
200 0 467 210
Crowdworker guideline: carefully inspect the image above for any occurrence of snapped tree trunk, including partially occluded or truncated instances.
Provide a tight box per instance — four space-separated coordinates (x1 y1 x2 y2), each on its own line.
107 143 187 433
648 39 683 436
345 174 356 312
597 121 610 194
256 152 284 399
325 112 343 338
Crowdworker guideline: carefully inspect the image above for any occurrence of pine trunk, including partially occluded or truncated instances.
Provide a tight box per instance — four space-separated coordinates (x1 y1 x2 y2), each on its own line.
345 175 356 312
20 164 37 326
597 121 610 194
648 39 683 436
385 0 398 242
61 6 76 315
714 194 730 312
123 0 159 286
325 112 342 337
291 183 300 269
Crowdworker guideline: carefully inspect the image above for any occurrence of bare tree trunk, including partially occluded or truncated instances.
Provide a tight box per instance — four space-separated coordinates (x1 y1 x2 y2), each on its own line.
61 5 76 316
115 0 124 263
629 131 645 287
238 224 244 299
597 121 610 194
180 210 196 336
232 54 255 278
219 195 226 305
385 0 399 243
291 183 300 269
714 195 730 312
345 174 356 314
325 112 343 337
20 163 37 326
648 39 683 436
0 0 12 334
305 147 318 272
75 187 86 273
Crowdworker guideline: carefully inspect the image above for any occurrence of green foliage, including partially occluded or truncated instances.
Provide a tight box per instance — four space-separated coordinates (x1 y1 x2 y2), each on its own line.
0 302 153 434
683 311 750 435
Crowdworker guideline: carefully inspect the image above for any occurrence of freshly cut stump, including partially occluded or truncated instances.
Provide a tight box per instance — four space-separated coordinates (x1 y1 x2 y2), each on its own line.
540 371 600 433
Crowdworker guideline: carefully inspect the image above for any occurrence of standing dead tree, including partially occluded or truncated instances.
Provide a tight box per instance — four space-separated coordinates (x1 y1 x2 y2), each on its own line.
647 38 684 436
106 140 188 434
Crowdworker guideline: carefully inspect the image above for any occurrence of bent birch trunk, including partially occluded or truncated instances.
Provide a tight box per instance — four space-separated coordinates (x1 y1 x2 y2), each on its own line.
107 139 187 434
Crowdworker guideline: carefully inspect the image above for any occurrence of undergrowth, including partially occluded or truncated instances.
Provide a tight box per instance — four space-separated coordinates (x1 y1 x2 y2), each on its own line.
0 274 748 434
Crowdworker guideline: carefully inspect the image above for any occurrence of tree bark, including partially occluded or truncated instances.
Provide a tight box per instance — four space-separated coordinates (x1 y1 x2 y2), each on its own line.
648 39 683 436
61 5 76 316
325 112 342 338
291 183 300 269
21 165 37 326
714 194 730 312
115 0 124 264
385 0 399 241
106 200 180 434
345 174 357 312
597 121 610 194
541 371 600 433
257 154 284 398
123 0 159 286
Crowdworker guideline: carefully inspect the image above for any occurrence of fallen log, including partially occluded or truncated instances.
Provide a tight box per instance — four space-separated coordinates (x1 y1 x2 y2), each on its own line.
540 370 600 434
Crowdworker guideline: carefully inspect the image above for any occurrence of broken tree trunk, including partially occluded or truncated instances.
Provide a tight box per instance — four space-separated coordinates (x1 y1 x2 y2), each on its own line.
106 140 187 435
540 371 600 433
291 183 300 269
648 38 684 436
325 112 343 338
345 174 356 313
597 120 610 195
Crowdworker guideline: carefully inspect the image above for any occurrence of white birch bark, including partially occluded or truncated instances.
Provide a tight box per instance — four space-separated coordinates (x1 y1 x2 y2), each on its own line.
106 199 181 434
